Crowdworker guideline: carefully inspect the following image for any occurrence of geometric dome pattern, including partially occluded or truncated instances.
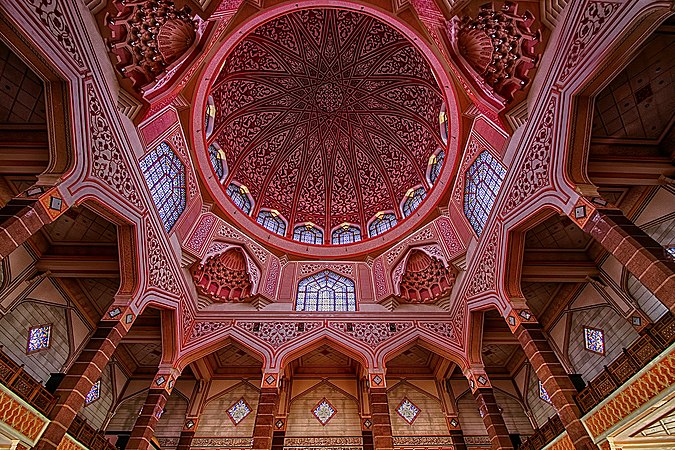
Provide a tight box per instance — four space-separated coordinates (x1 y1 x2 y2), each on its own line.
206 8 447 241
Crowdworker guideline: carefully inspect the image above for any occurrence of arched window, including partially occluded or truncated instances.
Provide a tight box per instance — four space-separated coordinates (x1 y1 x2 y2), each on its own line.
331 224 362 244
369 212 397 238
205 95 216 138
428 149 445 185
257 210 286 236
140 142 186 231
463 150 506 236
208 144 227 181
292 223 323 245
439 104 449 145
226 183 252 215
296 270 356 311
402 187 426 217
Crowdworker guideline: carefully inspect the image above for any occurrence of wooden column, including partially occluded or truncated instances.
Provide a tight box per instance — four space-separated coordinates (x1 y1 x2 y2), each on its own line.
253 373 281 450
368 373 393 450
33 309 133 450
508 311 599 450
0 187 67 259
571 199 675 309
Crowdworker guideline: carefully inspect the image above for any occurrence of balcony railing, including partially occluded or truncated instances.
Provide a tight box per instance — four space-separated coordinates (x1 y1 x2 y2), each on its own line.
519 312 675 449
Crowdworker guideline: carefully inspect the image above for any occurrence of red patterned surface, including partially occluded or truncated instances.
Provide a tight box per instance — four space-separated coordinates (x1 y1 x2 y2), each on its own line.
207 8 446 236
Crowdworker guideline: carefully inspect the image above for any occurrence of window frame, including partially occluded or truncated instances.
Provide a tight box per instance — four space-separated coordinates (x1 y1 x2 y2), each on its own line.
462 150 507 237
401 186 427 218
295 269 357 312
331 223 362 245
292 223 324 245
226 182 254 215
367 211 398 238
256 209 287 237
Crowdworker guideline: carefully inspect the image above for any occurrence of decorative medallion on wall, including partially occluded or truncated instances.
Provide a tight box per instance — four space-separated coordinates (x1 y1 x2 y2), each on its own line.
312 398 337 425
396 398 421 424
227 398 252 425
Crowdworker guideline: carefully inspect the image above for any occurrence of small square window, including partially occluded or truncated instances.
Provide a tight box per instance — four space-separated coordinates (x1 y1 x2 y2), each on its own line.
538 381 551 403
227 398 252 425
27 324 51 354
583 327 605 355
396 398 421 425
312 398 337 425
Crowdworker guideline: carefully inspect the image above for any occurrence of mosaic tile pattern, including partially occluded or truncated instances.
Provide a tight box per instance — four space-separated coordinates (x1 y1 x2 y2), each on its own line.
227 398 252 425
313 398 336 425
27 324 51 353
397 398 421 424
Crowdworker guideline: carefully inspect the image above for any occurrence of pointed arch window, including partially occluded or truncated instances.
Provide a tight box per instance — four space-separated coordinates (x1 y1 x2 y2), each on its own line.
296 270 356 311
368 212 397 238
205 95 216 138
140 142 187 232
402 187 426 217
331 224 362 245
226 183 252 215
208 144 227 181
428 150 445 185
257 210 286 236
463 151 506 236
293 223 323 245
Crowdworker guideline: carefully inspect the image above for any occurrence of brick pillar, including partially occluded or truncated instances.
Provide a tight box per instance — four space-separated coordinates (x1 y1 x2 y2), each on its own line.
252 382 280 450
472 387 513 450
33 313 131 450
176 419 197 450
369 387 393 450
571 199 675 309
126 388 170 450
448 416 467 450
0 187 66 259
507 312 598 450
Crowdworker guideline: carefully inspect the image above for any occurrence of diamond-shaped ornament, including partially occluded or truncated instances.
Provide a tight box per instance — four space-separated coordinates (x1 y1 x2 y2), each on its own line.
574 205 587 219
227 398 252 425
49 196 63 211
155 376 166 386
313 398 336 425
450 418 458 427
372 375 383 385
363 418 372 428
477 375 488 385
108 307 122 318
396 398 420 424
275 419 284 429
265 374 276 385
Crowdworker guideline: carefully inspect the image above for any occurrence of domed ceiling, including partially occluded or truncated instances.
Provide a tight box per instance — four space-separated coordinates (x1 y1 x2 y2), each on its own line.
205 8 451 245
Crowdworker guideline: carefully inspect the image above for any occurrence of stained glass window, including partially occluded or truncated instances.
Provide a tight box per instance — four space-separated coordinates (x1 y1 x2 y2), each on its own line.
257 210 286 236
463 151 506 236
439 104 449 145
402 187 426 217
428 150 445 185
538 381 551 403
226 183 252 215
227 398 252 425
368 212 397 238
331 224 362 244
140 142 186 232
205 95 216 138
396 398 421 424
667 246 675 259
312 398 336 425
296 270 356 312
208 144 227 181
293 223 323 245
584 327 605 354
27 324 51 353
85 381 101 405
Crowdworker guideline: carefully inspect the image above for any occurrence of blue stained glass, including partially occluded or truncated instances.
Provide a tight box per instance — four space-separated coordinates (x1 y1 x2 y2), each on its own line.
402 187 426 217
313 398 336 425
226 183 252 215
205 95 216 138
667 247 675 259
227 398 252 425
208 144 226 181
397 398 421 424
296 270 356 312
85 381 101 405
293 224 323 245
463 151 506 236
368 213 397 238
538 381 551 403
331 225 362 244
584 327 605 354
141 142 186 232
429 150 445 185
257 210 286 236
27 324 51 353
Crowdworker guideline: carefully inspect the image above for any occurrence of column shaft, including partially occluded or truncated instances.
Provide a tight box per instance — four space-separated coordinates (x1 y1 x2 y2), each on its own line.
126 389 170 450
369 387 393 450
252 387 279 450
581 208 675 308
176 430 194 450
514 323 598 449
449 430 468 450
473 388 514 450
33 321 128 450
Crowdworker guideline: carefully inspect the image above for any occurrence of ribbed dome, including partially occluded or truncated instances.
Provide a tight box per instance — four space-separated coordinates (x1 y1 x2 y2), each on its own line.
206 8 447 237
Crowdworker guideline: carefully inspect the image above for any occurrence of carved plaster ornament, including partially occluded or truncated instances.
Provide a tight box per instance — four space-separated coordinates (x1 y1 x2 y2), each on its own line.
397 250 457 303
450 2 540 106
191 248 253 302
106 0 198 88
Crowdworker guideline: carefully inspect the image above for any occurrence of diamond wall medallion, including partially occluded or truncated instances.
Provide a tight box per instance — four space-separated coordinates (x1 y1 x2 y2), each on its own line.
312 398 337 425
227 398 252 425
396 398 421 425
